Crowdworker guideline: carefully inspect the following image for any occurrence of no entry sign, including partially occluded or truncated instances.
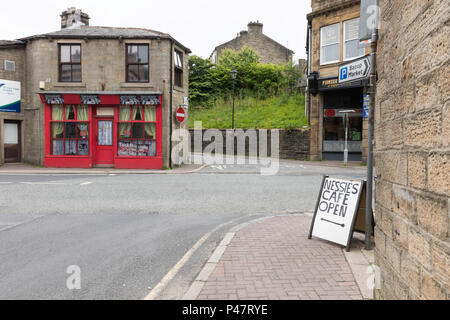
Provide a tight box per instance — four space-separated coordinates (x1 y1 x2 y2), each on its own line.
176 107 186 123
309 176 365 251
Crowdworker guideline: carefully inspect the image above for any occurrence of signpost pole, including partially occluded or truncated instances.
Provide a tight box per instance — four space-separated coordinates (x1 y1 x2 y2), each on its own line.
344 113 349 166
365 29 378 251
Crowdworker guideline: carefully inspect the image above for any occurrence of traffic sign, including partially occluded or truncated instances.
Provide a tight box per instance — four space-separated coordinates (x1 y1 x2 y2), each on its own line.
339 56 372 83
176 107 186 123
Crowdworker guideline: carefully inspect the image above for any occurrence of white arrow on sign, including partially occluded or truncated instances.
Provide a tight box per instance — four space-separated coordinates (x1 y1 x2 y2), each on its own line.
339 56 372 83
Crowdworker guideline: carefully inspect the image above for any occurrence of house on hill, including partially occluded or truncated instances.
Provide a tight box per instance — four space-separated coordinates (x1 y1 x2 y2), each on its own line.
210 21 294 65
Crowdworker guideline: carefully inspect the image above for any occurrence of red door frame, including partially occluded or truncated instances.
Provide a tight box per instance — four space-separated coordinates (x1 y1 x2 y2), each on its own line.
93 117 115 166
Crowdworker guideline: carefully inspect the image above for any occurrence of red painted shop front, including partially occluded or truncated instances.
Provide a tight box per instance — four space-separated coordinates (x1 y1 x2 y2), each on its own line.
39 93 164 169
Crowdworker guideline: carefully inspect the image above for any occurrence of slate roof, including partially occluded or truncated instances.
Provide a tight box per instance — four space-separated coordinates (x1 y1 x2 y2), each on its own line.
17 26 191 53
0 40 25 47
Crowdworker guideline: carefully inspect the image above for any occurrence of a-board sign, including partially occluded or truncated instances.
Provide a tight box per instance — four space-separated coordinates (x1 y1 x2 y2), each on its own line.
309 176 366 251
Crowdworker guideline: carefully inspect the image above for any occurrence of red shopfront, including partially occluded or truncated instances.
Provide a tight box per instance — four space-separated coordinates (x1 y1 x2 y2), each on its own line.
39 93 164 169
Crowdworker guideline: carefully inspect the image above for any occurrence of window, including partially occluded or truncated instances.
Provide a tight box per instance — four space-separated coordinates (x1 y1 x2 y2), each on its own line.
174 50 183 87
126 44 149 82
51 105 89 156
118 105 156 157
59 44 82 82
344 18 365 61
320 23 340 65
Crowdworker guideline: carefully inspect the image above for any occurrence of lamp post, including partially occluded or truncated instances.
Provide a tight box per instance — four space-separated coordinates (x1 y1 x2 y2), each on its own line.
230 69 238 129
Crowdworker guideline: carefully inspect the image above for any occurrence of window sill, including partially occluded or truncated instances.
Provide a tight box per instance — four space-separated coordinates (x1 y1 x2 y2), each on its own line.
46 155 90 158
120 83 155 89
53 82 86 88
174 86 185 93
320 61 340 67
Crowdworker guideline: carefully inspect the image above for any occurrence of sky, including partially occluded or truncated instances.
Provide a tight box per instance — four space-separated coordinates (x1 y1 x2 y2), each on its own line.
0 0 312 60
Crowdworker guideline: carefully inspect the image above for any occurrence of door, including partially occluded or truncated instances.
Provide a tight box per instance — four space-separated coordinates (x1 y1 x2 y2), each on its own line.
94 118 114 166
4 121 20 163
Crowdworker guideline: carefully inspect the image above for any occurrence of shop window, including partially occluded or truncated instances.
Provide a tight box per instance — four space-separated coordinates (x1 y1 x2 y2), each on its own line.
59 44 82 82
51 105 89 156
118 105 156 157
174 50 183 87
344 18 365 61
320 23 340 65
126 44 149 83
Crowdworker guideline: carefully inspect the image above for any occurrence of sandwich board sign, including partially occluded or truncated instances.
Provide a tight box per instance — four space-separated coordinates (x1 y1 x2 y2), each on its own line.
309 176 366 252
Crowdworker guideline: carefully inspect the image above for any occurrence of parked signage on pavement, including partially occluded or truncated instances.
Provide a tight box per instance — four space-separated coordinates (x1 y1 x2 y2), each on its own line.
309 176 365 251
339 56 372 84
0 79 21 113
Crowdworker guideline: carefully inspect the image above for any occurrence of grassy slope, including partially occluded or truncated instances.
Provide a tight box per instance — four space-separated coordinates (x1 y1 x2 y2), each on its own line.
189 93 308 130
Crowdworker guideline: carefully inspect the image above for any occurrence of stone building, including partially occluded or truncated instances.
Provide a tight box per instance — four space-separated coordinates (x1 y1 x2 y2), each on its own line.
306 0 370 163
374 0 449 300
210 22 294 65
0 7 190 169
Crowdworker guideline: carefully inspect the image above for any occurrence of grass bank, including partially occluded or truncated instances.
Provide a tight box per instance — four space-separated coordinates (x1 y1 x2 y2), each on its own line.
189 93 308 130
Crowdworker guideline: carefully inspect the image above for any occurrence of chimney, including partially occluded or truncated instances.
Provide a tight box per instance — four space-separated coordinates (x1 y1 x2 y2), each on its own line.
61 7 90 29
248 21 263 34
239 30 248 37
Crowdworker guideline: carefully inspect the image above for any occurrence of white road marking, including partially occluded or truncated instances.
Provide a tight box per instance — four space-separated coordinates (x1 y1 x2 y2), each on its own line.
80 182 93 186
143 216 246 300
20 182 66 185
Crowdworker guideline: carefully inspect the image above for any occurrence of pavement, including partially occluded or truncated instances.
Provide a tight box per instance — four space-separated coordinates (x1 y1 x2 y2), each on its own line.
0 162 205 175
183 215 374 301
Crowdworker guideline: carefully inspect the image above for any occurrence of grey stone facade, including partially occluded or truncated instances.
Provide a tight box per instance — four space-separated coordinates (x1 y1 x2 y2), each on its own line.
0 8 190 168
211 22 294 65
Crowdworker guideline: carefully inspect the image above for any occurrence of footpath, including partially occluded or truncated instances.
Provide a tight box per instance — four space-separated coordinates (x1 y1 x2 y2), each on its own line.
184 215 375 301
0 163 205 175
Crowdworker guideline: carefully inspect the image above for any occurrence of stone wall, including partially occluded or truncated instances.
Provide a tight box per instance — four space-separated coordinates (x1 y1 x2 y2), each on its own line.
189 129 310 160
0 45 26 165
374 0 449 300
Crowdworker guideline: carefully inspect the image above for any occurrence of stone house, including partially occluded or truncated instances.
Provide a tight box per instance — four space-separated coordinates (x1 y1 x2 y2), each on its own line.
0 7 190 169
306 0 370 163
374 0 449 300
210 22 294 65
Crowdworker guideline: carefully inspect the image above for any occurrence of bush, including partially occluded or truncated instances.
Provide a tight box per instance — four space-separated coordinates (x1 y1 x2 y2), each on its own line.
189 48 302 109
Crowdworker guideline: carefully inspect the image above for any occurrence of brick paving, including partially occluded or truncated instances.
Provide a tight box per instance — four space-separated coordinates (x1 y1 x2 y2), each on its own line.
197 215 363 300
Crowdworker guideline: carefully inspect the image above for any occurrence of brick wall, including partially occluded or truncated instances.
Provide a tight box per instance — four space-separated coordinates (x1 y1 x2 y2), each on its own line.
374 0 449 300
189 129 310 160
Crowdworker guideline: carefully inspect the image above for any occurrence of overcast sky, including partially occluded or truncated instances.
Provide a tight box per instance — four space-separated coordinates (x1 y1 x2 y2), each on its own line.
0 0 311 60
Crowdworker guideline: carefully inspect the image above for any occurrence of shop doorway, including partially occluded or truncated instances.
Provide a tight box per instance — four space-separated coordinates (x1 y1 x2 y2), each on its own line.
3 121 21 163
322 88 363 162
94 118 114 167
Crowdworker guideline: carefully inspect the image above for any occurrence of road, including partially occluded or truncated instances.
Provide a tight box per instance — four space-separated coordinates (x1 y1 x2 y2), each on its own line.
0 161 366 300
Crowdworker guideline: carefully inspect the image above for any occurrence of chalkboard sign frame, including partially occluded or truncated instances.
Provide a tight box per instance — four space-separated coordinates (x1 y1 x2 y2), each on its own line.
308 175 367 252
